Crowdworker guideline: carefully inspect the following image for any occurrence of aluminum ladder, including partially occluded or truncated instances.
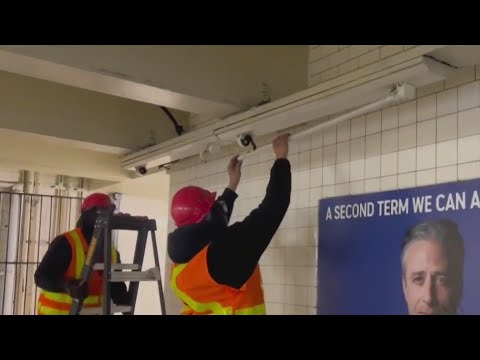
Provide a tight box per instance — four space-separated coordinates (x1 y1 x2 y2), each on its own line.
69 207 166 315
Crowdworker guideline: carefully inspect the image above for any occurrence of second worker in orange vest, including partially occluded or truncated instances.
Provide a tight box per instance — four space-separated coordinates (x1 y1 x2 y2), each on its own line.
35 193 130 314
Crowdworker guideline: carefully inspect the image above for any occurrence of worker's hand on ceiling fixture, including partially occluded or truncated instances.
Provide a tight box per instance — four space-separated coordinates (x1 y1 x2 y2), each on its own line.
227 155 242 192
273 134 290 159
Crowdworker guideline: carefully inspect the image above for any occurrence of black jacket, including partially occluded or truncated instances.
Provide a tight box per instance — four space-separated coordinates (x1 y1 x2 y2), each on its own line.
34 210 130 306
168 158 291 289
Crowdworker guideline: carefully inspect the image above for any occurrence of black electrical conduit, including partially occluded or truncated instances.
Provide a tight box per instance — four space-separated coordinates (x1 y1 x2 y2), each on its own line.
160 106 184 136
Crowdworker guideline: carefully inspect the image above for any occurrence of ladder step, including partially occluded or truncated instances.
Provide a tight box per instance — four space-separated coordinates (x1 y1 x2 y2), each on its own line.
94 263 140 271
109 267 161 282
110 214 157 231
79 305 132 315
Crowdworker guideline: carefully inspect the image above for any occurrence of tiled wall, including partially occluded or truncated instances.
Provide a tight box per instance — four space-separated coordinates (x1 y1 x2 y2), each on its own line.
308 45 416 87
165 55 480 315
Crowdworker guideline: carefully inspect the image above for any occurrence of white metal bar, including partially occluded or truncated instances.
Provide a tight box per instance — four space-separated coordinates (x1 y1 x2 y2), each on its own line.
94 263 140 271
238 83 415 161
109 267 160 282
4 193 21 315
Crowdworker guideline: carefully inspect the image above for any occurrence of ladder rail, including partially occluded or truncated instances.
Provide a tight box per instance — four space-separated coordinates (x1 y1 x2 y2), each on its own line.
124 225 148 315
103 213 113 315
150 230 167 315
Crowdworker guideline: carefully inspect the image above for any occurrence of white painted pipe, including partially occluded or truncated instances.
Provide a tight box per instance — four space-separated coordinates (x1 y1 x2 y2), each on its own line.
14 170 35 313
237 83 415 161
4 192 21 315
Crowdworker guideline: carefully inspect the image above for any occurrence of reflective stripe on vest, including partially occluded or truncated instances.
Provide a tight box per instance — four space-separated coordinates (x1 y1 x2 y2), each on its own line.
37 292 102 315
171 263 266 315
37 228 117 315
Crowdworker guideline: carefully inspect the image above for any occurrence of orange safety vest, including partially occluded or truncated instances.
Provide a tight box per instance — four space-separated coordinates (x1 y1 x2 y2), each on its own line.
37 228 117 315
171 244 266 315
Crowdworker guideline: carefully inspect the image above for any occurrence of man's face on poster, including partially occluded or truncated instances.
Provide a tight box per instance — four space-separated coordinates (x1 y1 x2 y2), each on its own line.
402 239 457 315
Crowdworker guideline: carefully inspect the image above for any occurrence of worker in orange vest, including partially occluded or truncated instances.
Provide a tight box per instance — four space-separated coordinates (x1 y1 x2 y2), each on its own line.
168 134 291 314
35 193 130 315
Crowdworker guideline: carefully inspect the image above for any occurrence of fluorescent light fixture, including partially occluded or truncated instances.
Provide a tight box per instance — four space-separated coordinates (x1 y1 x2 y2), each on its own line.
238 83 416 160
121 55 451 172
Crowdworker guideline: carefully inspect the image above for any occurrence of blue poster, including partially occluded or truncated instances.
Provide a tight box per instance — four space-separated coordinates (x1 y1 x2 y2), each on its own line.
317 178 480 315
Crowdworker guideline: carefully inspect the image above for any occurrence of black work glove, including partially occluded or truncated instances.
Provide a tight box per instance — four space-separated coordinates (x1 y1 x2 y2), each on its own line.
65 279 89 300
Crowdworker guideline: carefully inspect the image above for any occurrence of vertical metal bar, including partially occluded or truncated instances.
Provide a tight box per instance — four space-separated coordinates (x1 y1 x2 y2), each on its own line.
34 196 43 315
4 192 21 315
23 194 33 314
48 197 53 245
68 197 72 230
2 193 11 315
103 225 112 315
150 228 166 315
13 194 23 315
58 194 62 234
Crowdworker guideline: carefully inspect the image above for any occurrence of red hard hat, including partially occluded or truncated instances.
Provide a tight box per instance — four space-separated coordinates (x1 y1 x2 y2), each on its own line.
171 186 216 227
81 193 112 212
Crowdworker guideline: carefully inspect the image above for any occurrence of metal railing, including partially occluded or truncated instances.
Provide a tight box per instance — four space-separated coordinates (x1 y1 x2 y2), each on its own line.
0 192 83 315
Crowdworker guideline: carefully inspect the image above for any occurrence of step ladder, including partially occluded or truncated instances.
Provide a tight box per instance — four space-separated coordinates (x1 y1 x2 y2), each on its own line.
69 206 167 315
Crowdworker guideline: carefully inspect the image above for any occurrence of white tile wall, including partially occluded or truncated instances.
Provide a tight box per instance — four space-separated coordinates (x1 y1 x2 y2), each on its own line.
381 153 397 176
350 137 365 160
437 114 457 142
337 120 351 142
417 144 436 170
437 88 457 116
417 169 436 186
366 133 381 157
437 140 457 167
458 107 480 137
324 127 337 145
398 124 416 150
336 141 350 163
166 57 480 315
365 178 380 192
459 161 480 180
382 106 398 130
323 145 336 165
365 156 381 178
417 94 436 121
460 80 480 111
418 120 436 147
309 45 408 86
351 116 366 139
398 172 416 188
437 165 457 183
382 129 398 153
398 148 416 173
399 100 417 126
381 175 397 190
